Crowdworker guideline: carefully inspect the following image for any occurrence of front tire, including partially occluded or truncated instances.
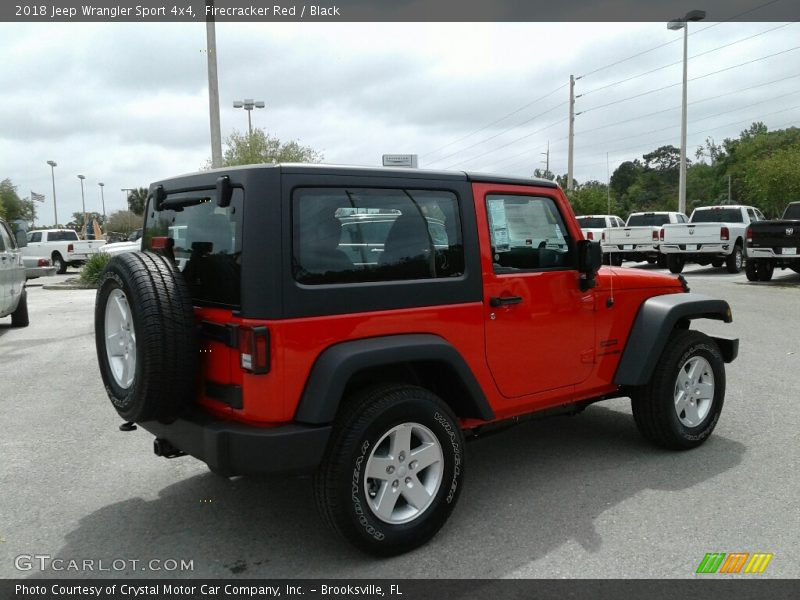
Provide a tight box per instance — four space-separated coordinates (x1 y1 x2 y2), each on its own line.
314 385 464 556
667 254 685 274
631 330 725 450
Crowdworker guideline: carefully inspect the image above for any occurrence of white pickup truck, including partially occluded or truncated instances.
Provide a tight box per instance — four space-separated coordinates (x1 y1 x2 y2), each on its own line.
576 214 625 243
660 205 765 274
602 212 688 266
23 229 106 274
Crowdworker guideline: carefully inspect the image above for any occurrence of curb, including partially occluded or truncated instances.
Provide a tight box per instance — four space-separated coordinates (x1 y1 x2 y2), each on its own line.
42 280 97 291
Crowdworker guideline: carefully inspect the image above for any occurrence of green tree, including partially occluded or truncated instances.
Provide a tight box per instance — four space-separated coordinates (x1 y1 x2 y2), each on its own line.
218 128 324 167
566 181 613 216
106 210 143 237
0 179 36 224
126 187 149 216
741 145 800 218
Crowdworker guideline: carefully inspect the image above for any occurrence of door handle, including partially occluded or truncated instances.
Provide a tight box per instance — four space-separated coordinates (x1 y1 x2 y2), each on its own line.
489 295 523 307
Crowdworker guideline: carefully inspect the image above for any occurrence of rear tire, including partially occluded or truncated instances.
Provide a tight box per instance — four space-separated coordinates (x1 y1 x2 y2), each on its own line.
314 384 464 556
725 243 743 273
631 330 725 450
94 251 197 422
52 253 67 274
656 255 667 268
609 254 623 266
757 259 774 281
11 290 29 327
667 254 685 274
711 258 724 268
745 259 759 282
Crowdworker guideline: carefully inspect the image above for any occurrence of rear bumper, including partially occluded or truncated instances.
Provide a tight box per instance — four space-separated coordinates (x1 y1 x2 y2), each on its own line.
139 412 332 477
660 243 728 255
602 243 658 254
748 247 799 260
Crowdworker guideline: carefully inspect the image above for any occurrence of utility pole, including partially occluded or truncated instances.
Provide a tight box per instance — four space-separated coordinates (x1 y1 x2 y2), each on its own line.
540 140 550 177
606 152 611 214
206 0 223 168
728 174 732 203
47 160 58 225
567 75 575 191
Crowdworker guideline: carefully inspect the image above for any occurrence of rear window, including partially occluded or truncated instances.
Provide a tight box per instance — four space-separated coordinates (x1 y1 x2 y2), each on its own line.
577 217 606 229
691 208 743 223
783 204 800 220
627 214 671 226
292 188 464 285
144 189 243 308
48 230 79 241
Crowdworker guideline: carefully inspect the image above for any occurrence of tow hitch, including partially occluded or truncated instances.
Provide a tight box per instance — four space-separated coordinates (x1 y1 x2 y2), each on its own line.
153 438 186 459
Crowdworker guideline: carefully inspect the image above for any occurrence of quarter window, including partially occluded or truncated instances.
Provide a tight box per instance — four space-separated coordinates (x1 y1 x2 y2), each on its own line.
292 188 464 285
486 195 572 272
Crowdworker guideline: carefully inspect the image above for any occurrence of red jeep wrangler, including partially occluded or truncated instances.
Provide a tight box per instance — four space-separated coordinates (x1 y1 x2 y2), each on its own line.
94 165 738 555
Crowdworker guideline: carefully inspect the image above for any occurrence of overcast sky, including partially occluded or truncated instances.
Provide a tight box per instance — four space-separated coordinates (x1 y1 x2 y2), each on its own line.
1 20 798 224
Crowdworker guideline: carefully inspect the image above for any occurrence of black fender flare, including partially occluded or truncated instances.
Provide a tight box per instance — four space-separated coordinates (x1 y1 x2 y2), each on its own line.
614 293 738 387
294 334 494 424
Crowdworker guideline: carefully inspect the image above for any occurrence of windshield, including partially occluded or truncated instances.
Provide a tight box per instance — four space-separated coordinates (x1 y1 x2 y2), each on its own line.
144 189 243 308
691 208 743 223
627 214 671 226
577 217 606 229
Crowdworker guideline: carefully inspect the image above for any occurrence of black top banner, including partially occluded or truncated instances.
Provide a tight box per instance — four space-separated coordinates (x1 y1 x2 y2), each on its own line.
3 0 800 22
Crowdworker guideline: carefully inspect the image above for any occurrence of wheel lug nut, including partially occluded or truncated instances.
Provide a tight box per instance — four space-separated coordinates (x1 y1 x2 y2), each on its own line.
405 477 411 485
392 480 399 488
386 466 395 474
398 453 405 462
410 460 417 470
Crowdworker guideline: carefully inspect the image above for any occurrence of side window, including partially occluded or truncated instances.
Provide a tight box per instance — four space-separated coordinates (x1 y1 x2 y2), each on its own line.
677 214 687 223
292 188 464 285
746 209 756 222
486 194 572 272
28 232 42 243
755 209 765 221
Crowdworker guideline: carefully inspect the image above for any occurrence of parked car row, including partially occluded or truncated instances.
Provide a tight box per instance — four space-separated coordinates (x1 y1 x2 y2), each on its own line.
576 204 798 281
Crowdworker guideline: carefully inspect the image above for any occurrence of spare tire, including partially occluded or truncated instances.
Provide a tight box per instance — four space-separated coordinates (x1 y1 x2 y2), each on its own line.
94 251 197 422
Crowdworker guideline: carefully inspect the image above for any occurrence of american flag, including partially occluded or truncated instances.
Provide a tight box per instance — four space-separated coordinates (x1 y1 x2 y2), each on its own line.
31 191 45 203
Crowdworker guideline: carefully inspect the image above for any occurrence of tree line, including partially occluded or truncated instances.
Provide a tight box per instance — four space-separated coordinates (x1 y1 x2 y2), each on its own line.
563 122 800 219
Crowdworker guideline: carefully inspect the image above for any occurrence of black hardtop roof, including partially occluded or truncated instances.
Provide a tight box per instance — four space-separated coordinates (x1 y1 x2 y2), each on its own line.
153 163 558 190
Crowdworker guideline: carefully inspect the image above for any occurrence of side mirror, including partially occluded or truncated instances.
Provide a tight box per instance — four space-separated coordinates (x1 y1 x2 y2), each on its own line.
577 240 602 291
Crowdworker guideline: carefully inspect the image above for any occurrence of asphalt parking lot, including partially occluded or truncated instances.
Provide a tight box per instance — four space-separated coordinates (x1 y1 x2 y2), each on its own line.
1 263 798 579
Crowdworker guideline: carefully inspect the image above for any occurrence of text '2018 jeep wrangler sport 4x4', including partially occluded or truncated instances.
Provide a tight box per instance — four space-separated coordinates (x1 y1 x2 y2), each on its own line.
94 164 739 556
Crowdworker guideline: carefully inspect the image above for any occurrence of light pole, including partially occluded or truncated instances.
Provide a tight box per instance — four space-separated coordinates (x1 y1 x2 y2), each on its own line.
47 160 58 225
668 9 706 215
233 98 265 136
98 182 106 231
77 174 86 238
121 188 135 235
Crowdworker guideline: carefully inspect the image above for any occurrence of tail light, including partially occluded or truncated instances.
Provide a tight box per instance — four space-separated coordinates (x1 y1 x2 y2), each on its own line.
239 326 270 374
746 226 752 244
67 243 74 253
659 228 665 242
37 258 50 267
587 231 594 240
601 231 606 242
720 226 730 241
652 230 659 241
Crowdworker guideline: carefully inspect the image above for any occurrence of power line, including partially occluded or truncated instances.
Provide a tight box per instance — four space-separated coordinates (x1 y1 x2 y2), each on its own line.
581 45 800 114
477 74 800 173
577 105 800 166
576 73 800 137
426 100 567 167
440 116 568 170
421 83 567 161
578 0 786 79
579 23 794 98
